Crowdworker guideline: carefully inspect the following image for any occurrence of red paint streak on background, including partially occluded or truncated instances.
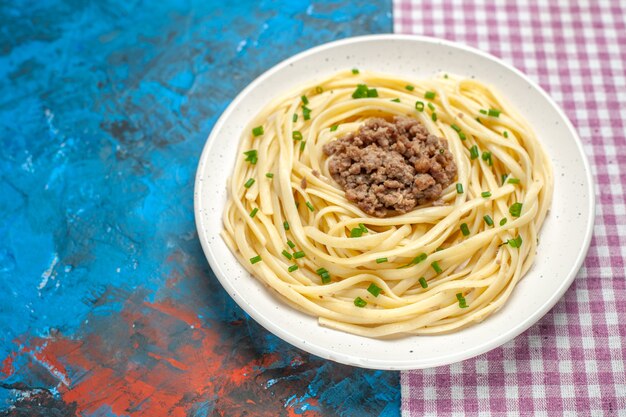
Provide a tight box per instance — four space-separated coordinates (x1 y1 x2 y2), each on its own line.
286 398 321 417
1 299 324 417
287 407 322 417
144 300 202 328
146 352 188 371
1 353 15 377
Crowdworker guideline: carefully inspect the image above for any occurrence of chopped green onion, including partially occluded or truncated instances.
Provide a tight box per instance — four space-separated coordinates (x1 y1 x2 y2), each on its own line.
317 269 329 282
350 227 364 238
367 88 378 97
444 74 449 79
249 208 259 218
283 221 290 231
431 261 442 274
456 183 464 194
354 297 367 307
483 215 494 226
399 252 428 268
243 149 258 161
300 141 306 151
470 145 479 160
415 253 428 263
293 251 305 259
243 149 258 164
501 174 508 185
425 91 436 99
450 123 467 140
488 108 501 117
302 106 311 120
507 235 523 248
503 131 509 138
244 178 255 188
352 84 369 99
249 255 262 264
358 223 368 233
456 292 468 308
482 151 493 165
479 109 487 115
415 101 425 111
431 113 437 122
509 202 523 217
460 223 470 236
419 277 428 288
330 124 339 132
507 178 520 184
376 257 388 264
499 218 508 226
287 240 295 248
367 283 382 297
352 68 360 74
315 86 323 94
282 250 292 260
293 114 298 122
266 172 274 178
305 201 314 211
427 102 435 111
292 131 303 141
288 264 299 272
481 191 492 198
391 98 401 103
252 126 264 136
301 95 309 105
405 85 415 91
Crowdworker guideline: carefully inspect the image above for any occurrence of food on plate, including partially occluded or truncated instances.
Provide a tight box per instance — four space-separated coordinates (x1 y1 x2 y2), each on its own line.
220 70 553 337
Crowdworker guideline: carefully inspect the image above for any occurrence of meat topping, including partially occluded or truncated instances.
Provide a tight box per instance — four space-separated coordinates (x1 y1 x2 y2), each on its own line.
323 116 457 217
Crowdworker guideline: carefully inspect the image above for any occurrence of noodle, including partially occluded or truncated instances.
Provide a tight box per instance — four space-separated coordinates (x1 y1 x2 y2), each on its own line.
220 70 553 337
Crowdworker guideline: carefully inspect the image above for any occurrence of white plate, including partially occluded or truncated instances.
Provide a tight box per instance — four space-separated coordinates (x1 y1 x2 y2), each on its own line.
194 35 594 370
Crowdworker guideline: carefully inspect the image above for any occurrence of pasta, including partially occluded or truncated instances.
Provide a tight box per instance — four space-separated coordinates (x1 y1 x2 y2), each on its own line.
221 70 553 337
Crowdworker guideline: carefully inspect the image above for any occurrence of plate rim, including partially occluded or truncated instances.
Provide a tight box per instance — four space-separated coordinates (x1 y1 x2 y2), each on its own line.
193 34 596 370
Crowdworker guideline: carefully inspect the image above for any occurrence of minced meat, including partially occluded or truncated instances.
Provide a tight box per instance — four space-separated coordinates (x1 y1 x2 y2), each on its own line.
323 116 457 217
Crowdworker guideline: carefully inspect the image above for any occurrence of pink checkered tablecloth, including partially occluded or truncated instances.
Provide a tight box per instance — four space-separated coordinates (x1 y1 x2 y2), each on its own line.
394 1 626 416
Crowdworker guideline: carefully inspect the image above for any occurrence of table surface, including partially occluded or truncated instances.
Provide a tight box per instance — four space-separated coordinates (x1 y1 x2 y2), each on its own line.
2 1 626 416
0 1 398 416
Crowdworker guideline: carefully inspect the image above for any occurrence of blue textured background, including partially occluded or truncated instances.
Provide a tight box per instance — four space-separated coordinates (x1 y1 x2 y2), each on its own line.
0 1 398 416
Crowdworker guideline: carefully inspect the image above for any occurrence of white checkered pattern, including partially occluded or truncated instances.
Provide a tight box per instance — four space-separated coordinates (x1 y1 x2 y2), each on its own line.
395 1 626 416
